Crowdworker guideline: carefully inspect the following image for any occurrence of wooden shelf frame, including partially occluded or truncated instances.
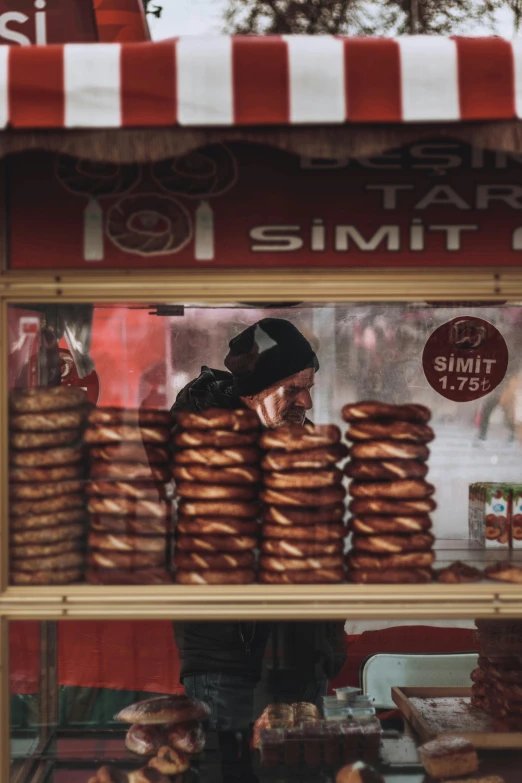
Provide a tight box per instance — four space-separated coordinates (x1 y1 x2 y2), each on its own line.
0 267 518 303
0 582 522 620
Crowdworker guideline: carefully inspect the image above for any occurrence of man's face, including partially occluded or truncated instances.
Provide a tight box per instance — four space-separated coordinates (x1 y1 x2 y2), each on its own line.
240 368 314 428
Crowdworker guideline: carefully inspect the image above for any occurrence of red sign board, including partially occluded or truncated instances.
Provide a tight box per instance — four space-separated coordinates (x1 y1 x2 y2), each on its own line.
422 316 508 402
0 0 97 45
0 0 148 45
9 142 522 270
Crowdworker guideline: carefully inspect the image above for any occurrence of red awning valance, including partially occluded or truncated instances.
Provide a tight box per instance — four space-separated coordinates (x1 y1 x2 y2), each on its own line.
1 36 521 131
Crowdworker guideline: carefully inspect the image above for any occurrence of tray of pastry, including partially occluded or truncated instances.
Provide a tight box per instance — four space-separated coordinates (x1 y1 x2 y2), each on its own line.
392 687 522 749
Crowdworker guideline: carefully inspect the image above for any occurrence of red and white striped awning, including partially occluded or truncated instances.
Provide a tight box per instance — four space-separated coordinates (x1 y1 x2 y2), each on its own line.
2 36 522 130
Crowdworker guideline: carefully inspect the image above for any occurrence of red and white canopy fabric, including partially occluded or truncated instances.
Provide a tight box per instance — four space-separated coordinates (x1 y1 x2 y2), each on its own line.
1 36 522 130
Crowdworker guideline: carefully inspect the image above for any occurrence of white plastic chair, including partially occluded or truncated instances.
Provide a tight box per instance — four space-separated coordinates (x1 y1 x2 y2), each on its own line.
360 652 478 710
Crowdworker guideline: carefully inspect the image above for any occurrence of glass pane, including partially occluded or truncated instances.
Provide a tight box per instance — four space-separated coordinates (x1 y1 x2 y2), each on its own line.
7 301 522 585
9 619 522 781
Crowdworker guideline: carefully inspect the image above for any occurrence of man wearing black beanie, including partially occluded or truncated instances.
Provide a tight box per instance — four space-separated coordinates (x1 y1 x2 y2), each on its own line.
171 318 345 782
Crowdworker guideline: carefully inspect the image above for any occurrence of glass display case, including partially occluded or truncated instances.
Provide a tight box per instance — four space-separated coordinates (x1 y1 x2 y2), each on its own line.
2 130 522 783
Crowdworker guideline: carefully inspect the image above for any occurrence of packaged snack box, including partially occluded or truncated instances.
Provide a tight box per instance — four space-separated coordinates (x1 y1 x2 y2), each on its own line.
511 484 522 546
469 482 511 547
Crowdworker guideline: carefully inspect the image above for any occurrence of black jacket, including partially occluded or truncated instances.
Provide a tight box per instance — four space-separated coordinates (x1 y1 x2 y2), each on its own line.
172 367 346 683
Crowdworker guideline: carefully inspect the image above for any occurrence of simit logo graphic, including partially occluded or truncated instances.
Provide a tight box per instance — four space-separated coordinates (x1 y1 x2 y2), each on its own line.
0 0 46 45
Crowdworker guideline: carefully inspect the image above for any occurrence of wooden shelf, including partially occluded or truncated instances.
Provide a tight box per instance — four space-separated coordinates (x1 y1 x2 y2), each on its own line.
1 582 522 621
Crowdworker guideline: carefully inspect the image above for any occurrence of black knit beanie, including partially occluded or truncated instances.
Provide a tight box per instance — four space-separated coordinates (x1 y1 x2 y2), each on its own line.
224 318 319 396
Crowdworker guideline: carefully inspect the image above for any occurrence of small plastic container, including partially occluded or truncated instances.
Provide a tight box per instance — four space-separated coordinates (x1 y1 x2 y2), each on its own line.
322 695 340 708
259 728 284 767
334 686 361 702
324 705 350 722
340 721 363 763
322 723 341 766
346 706 376 723
352 695 374 706
283 727 302 767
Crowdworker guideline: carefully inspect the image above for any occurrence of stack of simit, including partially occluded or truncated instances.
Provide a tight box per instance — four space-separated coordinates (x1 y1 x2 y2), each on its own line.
172 408 261 585
259 424 347 584
472 619 522 731
9 386 88 586
343 402 436 585
84 408 173 585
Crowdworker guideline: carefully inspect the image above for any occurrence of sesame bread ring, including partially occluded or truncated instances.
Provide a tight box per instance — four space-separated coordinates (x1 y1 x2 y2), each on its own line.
173 551 255 570
86 568 172 585
484 562 522 583
10 464 84 483
347 551 435 569
10 493 84 517
11 445 84 468
10 480 83 501
261 486 345 507
87 497 170 518
261 445 348 471
11 409 87 432
260 539 343 557
88 407 171 426
89 444 170 464
178 500 259 518
348 567 433 584
11 522 85 546
259 569 344 584
349 479 435 500
11 508 86 531
11 568 83 585
263 504 345 526
487 665 522 684
263 469 343 490
260 424 340 452
175 535 257 552
436 561 483 584
176 569 255 585
350 441 430 461
176 517 259 536
90 462 170 482
346 421 434 444
90 515 170 535
172 465 260 485
10 538 83 559
88 533 166 553
350 497 437 516
176 408 260 432
85 425 169 444
349 515 432 535
173 429 258 448
345 460 428 481
342 401 431 423
12 551 84 572
174 447 259 466
263 523 345 542
10 386 87 413
88 550 165 569
260 555 344 572
86 481 171 500
10 429 81 450
351 533 435 553
175 482 257 501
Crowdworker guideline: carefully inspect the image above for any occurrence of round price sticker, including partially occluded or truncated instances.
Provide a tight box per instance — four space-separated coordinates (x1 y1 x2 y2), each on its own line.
422 316 508 403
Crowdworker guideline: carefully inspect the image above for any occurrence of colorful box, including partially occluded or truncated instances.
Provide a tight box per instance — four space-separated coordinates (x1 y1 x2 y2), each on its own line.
511 485 522 547
468 482 511 547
